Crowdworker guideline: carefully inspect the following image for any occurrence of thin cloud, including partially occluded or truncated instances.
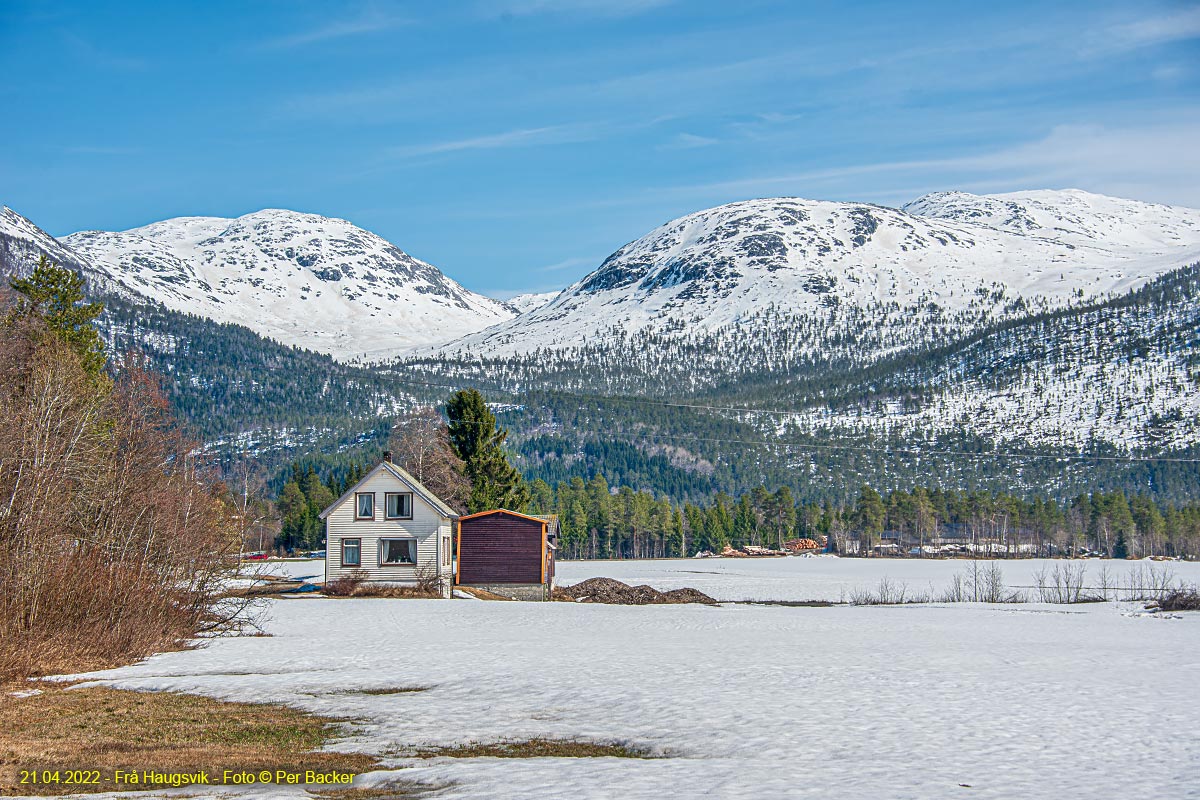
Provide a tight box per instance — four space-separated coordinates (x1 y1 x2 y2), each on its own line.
643 118 1200 209
259 10 410 49
479 0 675 18
537 255 598 273
1106 7 1200 51
386 123 598 159
660 132 718 150
1076 7 1200 58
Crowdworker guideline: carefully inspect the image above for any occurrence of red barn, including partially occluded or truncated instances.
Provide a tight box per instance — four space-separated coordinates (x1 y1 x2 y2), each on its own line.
455 510 556 601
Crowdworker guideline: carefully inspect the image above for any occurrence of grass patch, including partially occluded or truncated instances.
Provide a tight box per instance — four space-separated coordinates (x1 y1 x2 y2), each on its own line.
407 738 659 760
729 600 837 607
323 687 428 697
454 587 514 601
335 586 442 599
0 683 380 795
308 781 437 800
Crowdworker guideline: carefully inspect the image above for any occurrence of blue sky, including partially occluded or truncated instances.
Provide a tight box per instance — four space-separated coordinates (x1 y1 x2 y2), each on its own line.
2 1 1198 297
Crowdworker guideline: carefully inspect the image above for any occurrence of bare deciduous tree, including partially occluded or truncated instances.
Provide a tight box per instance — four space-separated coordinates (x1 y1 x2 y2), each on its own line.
0 312 245 680
388 406 469 513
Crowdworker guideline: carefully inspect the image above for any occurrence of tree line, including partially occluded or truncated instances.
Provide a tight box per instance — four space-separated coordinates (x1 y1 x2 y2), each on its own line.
272 395 1200 560
528 478 1200 560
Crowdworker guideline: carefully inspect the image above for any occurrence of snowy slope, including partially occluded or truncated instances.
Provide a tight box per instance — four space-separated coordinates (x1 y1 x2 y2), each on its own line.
773 265 1200 453
505 290 561 314
0 206 101 283
430 190 1200 357
64 209 514 361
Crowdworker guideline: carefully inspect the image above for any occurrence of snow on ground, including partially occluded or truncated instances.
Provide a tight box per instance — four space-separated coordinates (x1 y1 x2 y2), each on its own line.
262 558 326 582
65 558 1200 800
556 556 1200 602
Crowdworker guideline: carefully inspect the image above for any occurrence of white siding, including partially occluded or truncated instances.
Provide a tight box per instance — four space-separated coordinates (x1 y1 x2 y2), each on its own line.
324 468 451 585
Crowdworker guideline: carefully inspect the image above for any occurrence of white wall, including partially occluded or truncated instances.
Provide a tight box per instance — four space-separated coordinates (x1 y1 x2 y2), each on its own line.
325 467 451 585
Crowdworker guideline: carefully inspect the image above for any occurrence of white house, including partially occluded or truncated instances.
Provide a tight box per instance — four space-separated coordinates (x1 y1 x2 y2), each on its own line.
319 453 459 597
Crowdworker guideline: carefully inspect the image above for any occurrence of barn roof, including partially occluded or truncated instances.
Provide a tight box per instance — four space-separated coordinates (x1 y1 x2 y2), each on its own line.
459 508 547 525
318 460 459 520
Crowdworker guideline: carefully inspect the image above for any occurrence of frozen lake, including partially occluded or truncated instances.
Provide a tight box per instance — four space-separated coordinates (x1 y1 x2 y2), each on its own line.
71 560 1200 800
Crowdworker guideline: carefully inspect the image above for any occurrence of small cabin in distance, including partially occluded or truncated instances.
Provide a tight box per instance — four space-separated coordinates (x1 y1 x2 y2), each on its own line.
456 509 557 601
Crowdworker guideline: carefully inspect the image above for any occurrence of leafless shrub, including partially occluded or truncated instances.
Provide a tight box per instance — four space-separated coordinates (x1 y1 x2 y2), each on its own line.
1124 563 1177 601
0 320 245 680
1096 563 1114 602
323 567 446 599
1157 586 1200 612
323 570 368 597
413 564 446 596
1034 562 1089 603
940 560 1023 603
940 573 970 603
848 577 929 605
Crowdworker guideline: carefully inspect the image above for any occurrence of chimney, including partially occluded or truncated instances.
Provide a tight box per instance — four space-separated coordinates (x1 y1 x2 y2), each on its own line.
383 450 392 463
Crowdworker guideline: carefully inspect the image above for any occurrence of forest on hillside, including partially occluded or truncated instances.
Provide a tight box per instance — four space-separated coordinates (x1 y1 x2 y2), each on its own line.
88 264 1200 509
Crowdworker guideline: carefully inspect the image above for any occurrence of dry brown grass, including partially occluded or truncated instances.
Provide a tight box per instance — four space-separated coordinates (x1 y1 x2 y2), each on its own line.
323 570 442 600
337 585 442 599
0 683 381 795
453 587 513 601
308 781 436 800
405 738 658 759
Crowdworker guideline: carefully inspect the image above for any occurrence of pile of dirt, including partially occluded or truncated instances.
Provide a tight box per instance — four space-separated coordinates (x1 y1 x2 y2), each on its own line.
556 577 718 606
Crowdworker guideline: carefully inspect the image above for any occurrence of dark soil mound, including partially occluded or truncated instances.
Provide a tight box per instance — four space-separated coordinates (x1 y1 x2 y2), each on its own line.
557 577 717 606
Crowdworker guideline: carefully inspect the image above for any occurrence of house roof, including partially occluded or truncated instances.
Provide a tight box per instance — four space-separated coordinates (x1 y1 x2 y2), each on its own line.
459 508 547 526
318 461 459 520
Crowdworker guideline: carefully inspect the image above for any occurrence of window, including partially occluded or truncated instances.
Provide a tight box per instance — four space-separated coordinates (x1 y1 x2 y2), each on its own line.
385 492 413 520
341 538 361 567
379 538 417 565
442 536 451 567
355 492 374 520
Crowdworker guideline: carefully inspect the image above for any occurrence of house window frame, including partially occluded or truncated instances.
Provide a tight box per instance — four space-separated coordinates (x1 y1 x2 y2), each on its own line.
379 537 418 566
341 538 362 568
384 492 414 520
354 492 375 520
442 536 451 567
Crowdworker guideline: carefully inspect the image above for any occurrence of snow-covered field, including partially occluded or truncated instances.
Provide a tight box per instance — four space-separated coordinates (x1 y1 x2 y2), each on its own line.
63 557 1199 800
559 556 1200 603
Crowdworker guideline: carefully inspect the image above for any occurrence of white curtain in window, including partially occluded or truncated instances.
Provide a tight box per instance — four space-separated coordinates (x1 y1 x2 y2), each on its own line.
380 538 416 564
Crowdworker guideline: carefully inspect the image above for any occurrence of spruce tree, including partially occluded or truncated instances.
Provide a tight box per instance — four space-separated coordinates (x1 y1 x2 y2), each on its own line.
10 255 106 378
445 388 529 513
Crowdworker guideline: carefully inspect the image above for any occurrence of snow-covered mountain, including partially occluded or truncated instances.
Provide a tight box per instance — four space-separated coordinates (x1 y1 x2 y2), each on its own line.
430 190 1200 358
769 263 1200 454
505 290 561 314
61 209 514 361
0 206 98 283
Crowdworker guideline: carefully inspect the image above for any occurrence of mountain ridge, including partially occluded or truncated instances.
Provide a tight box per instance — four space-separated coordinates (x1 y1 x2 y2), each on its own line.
60 207 514 361
426 189 1200 359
